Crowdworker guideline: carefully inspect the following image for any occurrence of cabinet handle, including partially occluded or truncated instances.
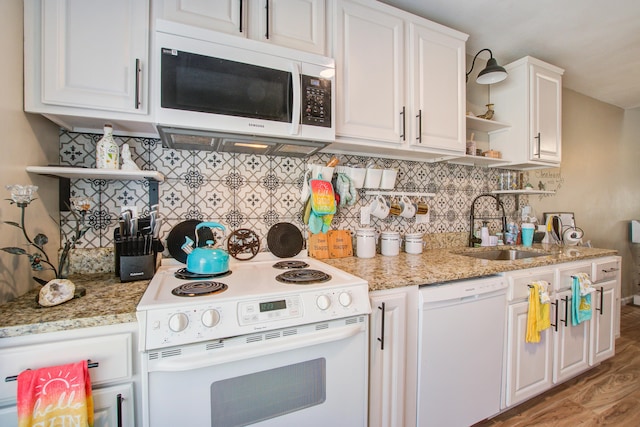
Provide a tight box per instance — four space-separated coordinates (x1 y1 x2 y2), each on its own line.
416 109 422 143
400 106 406 141
239 0 243 33
5 360 99 382
602 267 620 273
550 300 559 331
377 302 386 350
265 0 270 39
597 286 604 315
534 132 541 158
117 393 123 427
134 58 142 109
562 296 569 327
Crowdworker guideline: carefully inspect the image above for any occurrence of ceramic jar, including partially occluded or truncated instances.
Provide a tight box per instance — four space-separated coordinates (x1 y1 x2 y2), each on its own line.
405 233 425 254
356 228 377 258
380 231 401 256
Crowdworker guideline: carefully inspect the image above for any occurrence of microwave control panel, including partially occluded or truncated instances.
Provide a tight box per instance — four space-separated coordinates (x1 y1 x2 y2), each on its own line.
301 75 332 128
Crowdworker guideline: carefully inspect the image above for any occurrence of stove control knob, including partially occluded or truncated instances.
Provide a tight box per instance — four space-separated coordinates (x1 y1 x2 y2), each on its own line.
168 313 189 332
338 292 352 307
316 294 331 311
201 309 221 328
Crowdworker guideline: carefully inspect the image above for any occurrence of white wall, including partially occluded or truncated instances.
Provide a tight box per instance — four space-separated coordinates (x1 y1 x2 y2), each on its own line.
0 0 60 304
531 90 640 298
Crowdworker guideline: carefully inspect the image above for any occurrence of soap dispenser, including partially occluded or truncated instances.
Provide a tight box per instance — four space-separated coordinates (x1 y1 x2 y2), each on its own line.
480 221 490 247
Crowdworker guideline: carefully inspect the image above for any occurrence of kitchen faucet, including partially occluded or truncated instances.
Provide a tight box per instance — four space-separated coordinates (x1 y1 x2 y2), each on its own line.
469 193 507 247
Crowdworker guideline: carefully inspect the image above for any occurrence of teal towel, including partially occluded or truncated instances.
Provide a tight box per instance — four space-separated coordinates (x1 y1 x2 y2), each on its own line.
571 277 592 325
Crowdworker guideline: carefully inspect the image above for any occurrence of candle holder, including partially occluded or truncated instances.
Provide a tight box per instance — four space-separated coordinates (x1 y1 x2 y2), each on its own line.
2 185 91 282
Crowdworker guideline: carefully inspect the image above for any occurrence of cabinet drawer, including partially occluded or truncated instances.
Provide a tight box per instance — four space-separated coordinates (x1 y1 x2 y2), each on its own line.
506 269 555 301
592 259 620 283
0 333 132 404
555 262 591 291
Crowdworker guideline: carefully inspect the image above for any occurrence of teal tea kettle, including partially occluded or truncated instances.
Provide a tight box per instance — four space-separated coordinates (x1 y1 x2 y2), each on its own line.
182 222 229 275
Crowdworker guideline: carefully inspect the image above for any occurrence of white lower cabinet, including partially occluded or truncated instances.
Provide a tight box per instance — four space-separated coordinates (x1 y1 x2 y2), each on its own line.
503 258 620 410
368 286 418 427
503 267 556 408
0 323 140 427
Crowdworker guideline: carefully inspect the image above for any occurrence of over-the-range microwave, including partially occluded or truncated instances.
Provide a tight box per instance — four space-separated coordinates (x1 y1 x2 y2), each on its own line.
154 20 335 157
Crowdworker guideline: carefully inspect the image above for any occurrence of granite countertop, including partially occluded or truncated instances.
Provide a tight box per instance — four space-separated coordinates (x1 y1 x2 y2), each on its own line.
322 244 618 291
0 274 148 339
0 244 617 339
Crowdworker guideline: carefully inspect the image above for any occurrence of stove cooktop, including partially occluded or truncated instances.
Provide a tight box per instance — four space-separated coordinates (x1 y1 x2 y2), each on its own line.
136 253 371 351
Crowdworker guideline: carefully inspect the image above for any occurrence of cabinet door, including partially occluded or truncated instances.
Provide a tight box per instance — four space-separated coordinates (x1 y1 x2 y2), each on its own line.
408 22 465 153
252 0 326 54
40 0 148 113
553 289 591 383
504 300 554 407
530 63 562 162
369 292 408 427
334 0 405 144
94 383 135 427
590 281 616 365
158 0 245 35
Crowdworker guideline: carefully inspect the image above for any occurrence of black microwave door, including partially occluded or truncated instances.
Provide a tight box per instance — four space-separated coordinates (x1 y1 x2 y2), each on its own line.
161 48 293 123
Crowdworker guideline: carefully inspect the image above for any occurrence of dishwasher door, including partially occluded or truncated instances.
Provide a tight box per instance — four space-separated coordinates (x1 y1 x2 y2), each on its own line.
417 276 507 427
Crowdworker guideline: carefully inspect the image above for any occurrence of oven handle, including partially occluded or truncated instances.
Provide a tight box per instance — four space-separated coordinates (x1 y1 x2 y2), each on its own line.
150 323 366 373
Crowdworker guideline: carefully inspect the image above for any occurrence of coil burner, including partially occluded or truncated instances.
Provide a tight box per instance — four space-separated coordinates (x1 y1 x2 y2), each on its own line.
275 269 331 285
171 281 228 297
273 260 310 270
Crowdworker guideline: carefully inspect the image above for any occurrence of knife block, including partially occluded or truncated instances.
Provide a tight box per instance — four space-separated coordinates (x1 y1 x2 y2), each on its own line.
119 254 155 282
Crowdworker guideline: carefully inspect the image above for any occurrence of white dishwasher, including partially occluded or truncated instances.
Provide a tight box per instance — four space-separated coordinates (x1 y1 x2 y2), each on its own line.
417 275 507 427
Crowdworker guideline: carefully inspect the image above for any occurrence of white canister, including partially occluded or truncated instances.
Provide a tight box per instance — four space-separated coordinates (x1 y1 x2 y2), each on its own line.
356 228 377 258
404 233 424 254
380 231 401 256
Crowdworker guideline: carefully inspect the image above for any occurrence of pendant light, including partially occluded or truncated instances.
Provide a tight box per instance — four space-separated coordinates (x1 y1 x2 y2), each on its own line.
466 49 508 84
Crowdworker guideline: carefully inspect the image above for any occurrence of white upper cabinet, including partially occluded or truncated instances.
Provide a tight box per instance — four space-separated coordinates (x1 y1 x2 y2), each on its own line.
333 0 405 145
330 0 468 160
155 0 327 54
408 21 466 153
488 56 564 169
24 0 156 136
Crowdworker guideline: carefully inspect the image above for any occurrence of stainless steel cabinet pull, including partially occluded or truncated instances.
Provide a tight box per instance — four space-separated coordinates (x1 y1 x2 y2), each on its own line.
117 393 123 427
534 132 541 158
134 58 141 109
416 109 422 143
5 360 99 382
265 0 270 39
400 106 406 141
377 302 386 350
239 0 243 33
597 286 604 315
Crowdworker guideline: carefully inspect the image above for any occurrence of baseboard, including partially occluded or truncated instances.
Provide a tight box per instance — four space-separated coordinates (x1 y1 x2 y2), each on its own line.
622 296 635 305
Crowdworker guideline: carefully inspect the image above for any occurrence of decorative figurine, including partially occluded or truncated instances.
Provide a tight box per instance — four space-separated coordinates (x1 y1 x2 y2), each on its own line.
477 103 495 120
121 143 140 171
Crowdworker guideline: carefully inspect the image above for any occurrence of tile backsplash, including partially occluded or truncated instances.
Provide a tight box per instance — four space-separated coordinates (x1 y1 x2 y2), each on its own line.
58 129 527 254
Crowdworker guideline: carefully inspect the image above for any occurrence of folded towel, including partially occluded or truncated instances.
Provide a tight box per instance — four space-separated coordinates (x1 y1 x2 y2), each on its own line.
526 282 551 343
572 274 593 326
17 360 94 427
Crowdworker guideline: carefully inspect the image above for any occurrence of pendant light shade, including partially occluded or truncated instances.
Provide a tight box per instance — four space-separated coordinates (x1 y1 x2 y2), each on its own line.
466 49 508 84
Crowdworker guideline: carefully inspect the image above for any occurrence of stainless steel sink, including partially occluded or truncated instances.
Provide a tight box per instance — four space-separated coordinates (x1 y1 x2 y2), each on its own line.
458 249 549 261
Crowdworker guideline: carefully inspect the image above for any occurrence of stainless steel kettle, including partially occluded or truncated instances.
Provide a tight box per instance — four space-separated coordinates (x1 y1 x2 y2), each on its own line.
182 222 229 275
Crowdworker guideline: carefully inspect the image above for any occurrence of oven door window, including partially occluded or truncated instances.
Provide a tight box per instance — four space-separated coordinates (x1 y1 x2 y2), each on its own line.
210 358 326 426
161 48 293 123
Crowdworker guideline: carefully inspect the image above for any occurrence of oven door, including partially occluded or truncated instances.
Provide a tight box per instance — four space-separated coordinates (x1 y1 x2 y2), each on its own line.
141 316 368 427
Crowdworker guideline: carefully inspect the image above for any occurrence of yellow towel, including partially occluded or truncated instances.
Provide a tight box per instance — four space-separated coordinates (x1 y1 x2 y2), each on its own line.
526 281 551 343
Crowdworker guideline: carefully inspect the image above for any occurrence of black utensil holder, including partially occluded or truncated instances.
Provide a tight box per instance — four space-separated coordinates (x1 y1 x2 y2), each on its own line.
114 220 163 282
119 253 155 282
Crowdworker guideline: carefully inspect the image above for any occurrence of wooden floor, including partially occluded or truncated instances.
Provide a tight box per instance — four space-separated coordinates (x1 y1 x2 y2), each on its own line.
475 304 640 427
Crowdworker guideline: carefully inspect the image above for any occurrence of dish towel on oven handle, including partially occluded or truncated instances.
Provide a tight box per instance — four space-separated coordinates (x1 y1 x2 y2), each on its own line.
307 177 336 234
572 273 595 326
526 281 551 343
17 360 94 427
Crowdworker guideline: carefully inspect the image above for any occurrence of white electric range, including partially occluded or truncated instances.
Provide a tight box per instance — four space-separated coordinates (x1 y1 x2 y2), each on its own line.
136 252 371 427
